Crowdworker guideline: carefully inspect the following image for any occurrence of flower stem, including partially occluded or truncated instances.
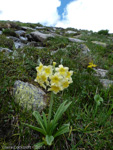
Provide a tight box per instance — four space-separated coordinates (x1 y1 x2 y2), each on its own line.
48 92 54 123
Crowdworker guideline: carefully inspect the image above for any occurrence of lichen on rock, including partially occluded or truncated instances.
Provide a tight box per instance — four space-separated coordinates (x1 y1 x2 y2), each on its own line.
13 80 47 111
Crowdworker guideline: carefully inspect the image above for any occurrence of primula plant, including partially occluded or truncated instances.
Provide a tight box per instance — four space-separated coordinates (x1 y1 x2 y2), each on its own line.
23 62 73 149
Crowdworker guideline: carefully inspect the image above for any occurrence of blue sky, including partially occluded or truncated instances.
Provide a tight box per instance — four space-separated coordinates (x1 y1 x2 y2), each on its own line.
0 0 113 33
57 0 74 20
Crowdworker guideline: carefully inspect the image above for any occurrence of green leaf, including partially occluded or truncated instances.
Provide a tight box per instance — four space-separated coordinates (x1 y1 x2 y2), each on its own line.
54 124 70 138
47 120 58 135
48 101 71 134
42 111 47 129
34 142 44 150
52 101 72 129
94 94 103 106
45 135 54 146
22 123 46 135
33 111 46 134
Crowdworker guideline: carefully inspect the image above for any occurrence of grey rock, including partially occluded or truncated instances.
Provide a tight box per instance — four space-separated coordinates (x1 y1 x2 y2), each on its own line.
21 26 35 31
74 34 82 38
36 47 45 49
68 38 85 43
35 26 46 30
7 36 20 42
65 30 77 34
14 42 25 49
19 36 28 42
0 47 12 53
92 41 106 47
7 36 25 49
94 68 108 78
13 80 47 111
15 30 26 36
79 44 90 54
27 41 41 47
31 31 54 42
100 79 113 88
26 34 33 41
0 31 2 35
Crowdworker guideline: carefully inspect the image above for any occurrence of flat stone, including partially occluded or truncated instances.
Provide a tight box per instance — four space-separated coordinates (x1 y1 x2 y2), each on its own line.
31 31 54 42
65 30 77 34
35 26 46 30
94 68 108 77
92 41 106 47
13 80 47 111
68 38 85 43
21 26 35 31
100 79 113 88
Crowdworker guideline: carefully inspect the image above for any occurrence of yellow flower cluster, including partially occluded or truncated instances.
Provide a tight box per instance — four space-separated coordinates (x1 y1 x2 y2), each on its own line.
87 62 97 68
34 62 73 94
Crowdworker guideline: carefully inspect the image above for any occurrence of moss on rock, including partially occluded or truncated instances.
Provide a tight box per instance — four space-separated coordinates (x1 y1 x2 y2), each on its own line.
13 80 48 111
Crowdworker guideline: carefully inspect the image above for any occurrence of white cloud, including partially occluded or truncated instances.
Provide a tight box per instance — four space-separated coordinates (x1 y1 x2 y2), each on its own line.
56 0 113 33
0 0 61 26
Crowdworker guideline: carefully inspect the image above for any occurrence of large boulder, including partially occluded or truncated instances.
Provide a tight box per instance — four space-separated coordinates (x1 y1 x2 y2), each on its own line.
31 31 54 42
68 37 85 43
13 80 47 111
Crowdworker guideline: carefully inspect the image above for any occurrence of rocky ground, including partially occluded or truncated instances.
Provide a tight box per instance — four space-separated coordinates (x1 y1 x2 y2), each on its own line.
0 21 113 150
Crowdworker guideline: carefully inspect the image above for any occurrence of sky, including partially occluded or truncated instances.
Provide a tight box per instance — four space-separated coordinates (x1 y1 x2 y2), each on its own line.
0 0 113 33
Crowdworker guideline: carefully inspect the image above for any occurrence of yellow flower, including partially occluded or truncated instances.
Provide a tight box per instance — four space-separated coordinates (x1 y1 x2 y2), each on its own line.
66 71 73 79
39 82 46 89
35 62 73 93
56 65 69 76
87 65 93 68
44 65 52 77
87 62 97 68
40 73 47 82
35 72 49 85
36 62 44 72
50 73 62 85
61 79 70 89
48 84 62 94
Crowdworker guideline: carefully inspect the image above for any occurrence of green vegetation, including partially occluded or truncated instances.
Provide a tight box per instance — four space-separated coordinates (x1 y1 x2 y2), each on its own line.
0 35 14 49
0 21 113 150
98 29 109 35
2 28 18 37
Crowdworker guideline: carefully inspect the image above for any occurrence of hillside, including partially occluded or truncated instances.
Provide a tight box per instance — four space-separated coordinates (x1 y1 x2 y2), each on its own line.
0 20 113 150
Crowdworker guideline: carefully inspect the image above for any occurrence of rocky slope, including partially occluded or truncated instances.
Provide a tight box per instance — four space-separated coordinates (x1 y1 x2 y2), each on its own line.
0 21 113 149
